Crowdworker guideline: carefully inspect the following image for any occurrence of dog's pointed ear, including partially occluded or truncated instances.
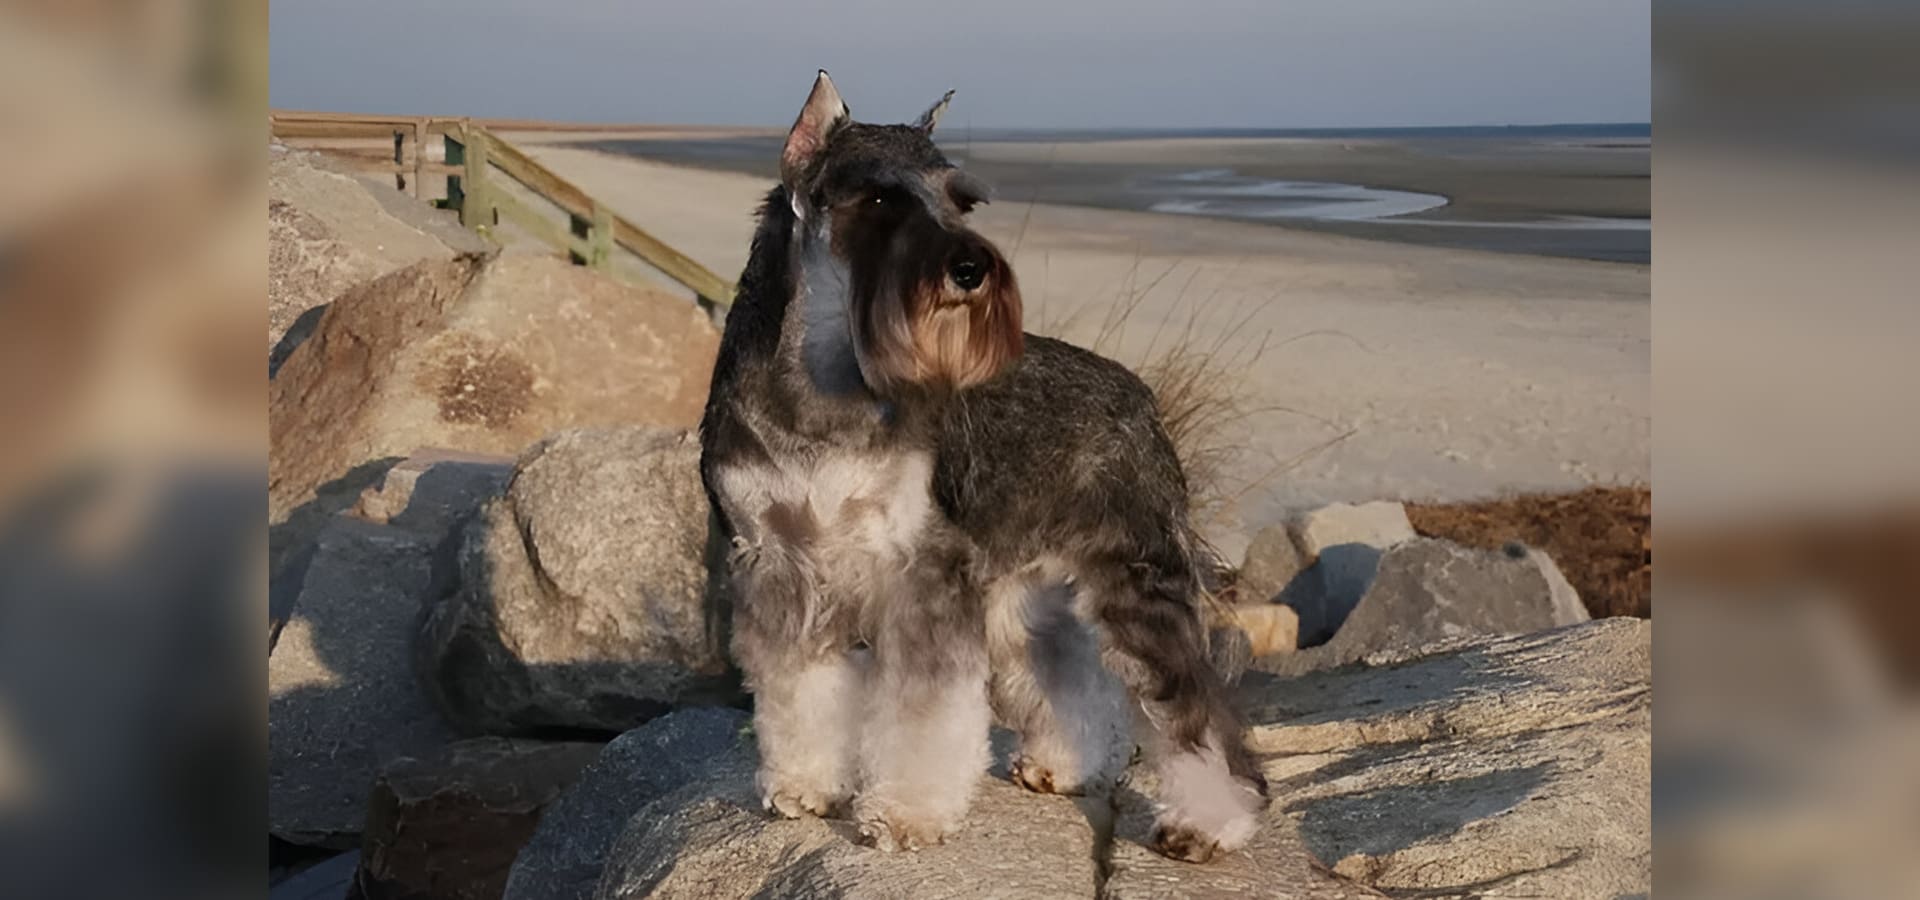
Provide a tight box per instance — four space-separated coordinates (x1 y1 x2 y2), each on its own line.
781 70 848 193
915 89 954 135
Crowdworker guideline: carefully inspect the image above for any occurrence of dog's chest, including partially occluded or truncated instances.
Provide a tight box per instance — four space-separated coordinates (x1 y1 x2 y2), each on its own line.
714 450 937 567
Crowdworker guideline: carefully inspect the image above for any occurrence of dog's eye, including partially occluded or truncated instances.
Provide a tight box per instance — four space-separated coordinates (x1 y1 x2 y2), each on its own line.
863 187 910 209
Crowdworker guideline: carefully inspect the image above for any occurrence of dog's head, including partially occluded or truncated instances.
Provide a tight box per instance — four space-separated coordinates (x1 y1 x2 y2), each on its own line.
779 71 1023 398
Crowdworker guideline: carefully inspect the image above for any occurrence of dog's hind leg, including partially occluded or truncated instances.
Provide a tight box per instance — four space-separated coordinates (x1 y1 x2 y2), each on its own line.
854 540 992 851
1082 557 1268 863
985 565 1130 796
729 539 861 820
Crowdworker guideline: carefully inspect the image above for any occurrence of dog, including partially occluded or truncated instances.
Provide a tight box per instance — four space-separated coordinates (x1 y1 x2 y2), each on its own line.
698 71 1267 863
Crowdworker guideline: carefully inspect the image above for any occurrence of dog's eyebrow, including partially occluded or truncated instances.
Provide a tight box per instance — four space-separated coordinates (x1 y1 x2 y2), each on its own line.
946 170 992 207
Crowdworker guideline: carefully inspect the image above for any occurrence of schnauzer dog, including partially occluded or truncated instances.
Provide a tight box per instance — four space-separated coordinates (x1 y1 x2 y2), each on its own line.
699 71 1267 862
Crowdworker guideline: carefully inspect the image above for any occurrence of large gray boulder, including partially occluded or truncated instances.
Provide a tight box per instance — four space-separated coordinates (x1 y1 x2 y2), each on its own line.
418 427 738 735
1255 537 1589 677
269 252 719 529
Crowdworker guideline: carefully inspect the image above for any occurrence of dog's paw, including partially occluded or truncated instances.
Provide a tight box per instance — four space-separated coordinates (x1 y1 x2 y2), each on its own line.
760 779 846 820
855 813 952 852
1149 821 1224 864
1009 754 1083 796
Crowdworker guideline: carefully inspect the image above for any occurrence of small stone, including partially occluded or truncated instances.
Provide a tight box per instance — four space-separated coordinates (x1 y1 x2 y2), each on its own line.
1235 524 1308 605
348 448 513 531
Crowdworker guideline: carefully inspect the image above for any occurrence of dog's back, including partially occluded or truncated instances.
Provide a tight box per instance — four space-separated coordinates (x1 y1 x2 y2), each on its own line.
935 334 1195 576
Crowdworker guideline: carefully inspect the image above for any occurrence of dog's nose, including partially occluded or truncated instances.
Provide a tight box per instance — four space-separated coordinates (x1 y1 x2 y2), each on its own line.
948 252 987 292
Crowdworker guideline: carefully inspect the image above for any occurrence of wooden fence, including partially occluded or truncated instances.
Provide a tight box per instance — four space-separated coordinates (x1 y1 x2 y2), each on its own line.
268 111 734 308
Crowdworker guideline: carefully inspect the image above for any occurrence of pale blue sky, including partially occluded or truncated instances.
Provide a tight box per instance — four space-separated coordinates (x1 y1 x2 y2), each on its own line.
270 0 1650 128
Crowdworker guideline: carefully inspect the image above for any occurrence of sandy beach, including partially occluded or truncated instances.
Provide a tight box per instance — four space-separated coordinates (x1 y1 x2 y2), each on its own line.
513 141 1649 551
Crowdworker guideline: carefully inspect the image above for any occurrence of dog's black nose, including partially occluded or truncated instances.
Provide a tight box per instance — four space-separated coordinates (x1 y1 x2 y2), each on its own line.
948 253 986 292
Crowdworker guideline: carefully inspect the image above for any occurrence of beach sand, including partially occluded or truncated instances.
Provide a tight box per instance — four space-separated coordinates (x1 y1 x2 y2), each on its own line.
515 143 1649 552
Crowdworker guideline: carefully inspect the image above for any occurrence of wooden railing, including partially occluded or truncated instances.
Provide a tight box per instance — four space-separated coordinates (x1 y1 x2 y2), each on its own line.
268 111 735 308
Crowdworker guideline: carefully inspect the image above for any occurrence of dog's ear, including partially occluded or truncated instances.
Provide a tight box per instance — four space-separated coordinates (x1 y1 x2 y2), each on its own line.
915 89 954 135
781 70 848 196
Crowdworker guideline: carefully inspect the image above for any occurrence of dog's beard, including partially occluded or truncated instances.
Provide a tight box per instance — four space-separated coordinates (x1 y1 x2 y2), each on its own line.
849 226 1023 397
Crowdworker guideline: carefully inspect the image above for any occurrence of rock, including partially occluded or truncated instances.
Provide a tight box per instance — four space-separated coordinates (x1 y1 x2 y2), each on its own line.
1527 545 1591 627
1256 538 1591 677
588 727 1100 900
504 708 756 900
1106 778 1381 900
1233 524 1309 606
353 738 603 900
512 624 1646 900
349 448 515 534
418 427 738 735
272 850 361 900
269 516 463 846
1289 501 1416 560
1285 502 1416 646
1224 604 1300 659
269 148 489 371
269 252 719 528
1228 619 1652 899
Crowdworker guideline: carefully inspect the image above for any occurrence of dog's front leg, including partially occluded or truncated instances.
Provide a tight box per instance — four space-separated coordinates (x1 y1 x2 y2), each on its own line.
729 539 861 820
854 542 991 851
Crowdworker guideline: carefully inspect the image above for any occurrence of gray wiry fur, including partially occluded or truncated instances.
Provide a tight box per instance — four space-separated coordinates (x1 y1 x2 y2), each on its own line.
699 72 1267 862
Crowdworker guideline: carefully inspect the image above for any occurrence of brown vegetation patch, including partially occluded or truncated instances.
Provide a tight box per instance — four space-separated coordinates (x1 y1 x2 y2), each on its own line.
426 340 536 428
1406 486 1651 619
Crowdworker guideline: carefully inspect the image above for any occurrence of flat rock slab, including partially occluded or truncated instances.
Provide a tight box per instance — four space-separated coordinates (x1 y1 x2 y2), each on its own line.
1105 775 1382 900
269 516 462 845
595 767 1100 900
1239 619 1651 898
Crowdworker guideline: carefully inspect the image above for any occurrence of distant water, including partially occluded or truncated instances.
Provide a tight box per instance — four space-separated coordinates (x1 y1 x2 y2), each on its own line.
1135 167 1651 237
1136 169 1449 222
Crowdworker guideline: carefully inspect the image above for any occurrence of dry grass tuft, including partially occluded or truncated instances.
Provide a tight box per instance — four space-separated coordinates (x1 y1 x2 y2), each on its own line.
1033 252 1352 539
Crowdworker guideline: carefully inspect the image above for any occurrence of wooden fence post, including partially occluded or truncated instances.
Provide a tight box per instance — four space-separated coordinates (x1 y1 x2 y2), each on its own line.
589 203 613 270
391 129 406 192
458 125 494 232
442 132 465 211
412 119 429 199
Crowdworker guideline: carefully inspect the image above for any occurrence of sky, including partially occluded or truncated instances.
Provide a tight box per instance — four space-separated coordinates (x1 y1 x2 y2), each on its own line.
270 0 1650 129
